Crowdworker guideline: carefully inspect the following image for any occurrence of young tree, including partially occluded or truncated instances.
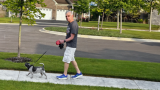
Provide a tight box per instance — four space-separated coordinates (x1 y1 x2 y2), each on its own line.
111 0 134 34
73 0 89 27
141 0 160 32
95 0 103 30
90 5 102 31
99 0 113 29
91 0 113 30
2 0 46 58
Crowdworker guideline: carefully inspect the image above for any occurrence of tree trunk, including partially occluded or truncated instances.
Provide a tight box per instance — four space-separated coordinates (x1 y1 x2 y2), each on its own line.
80 13 82 27
149 1 153 32
11 17 12 23
101 11 104 29
18 2 23 58
120 8 122 34
117 10 119 29
10 10 12 23
106 16 109 22
98 15 100 31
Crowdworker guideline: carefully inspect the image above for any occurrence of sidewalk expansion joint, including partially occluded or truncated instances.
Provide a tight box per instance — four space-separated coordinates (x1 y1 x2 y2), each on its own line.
133 80 140 90
17 71 20 81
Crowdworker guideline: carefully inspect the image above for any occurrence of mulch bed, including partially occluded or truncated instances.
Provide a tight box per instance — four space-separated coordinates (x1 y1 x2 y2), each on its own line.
5 57 32 63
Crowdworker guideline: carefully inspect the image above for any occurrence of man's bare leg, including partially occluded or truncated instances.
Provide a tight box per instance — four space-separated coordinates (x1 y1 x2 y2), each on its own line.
64 62 69 76
71 61 81 73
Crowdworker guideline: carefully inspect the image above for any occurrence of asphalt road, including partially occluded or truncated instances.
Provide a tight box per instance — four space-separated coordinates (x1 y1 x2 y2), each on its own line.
0 21 160 63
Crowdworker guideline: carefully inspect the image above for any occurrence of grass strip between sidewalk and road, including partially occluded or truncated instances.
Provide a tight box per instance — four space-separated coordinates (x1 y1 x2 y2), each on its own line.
0 52 160 82
78 21 160 30
45 27 160 40
0 80 138 90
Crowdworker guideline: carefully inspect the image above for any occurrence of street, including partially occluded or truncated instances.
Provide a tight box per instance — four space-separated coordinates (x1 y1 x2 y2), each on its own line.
0 20 160 63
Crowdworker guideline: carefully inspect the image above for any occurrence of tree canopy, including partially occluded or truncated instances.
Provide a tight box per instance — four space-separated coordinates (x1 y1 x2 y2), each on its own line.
2 0 46 25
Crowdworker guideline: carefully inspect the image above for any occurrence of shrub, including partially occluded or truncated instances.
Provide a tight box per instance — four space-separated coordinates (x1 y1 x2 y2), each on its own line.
138 19 143 23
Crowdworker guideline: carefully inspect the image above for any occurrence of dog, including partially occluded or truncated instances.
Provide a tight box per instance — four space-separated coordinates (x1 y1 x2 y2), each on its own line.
25 63 47 79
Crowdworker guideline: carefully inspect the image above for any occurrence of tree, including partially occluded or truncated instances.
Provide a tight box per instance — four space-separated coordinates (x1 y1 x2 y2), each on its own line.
90 0 102 31
125 0 143 23
2 0 46 58
98 0 113 29
90 0 113 30
141 0 160 32
73 0 89 27
111 0 135 34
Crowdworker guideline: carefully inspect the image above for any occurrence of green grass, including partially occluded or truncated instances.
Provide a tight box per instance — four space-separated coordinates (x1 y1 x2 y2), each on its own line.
0 17 34 24
1 52 160 82
78 21 160 30
45 27 160 40
0 80 137 90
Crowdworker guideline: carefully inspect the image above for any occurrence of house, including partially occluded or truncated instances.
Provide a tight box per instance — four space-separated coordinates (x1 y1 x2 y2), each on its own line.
35 0 77 20
151 10 160 26
0 0 77 20
0 0 6 17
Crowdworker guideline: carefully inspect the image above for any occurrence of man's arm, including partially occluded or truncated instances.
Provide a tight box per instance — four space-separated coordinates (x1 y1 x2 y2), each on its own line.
60 33 75 44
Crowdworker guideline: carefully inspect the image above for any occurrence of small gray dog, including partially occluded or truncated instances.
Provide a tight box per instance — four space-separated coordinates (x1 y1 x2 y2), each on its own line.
25 63 47 79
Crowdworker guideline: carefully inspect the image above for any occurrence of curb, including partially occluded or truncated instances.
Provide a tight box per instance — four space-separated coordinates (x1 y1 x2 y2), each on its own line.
39 28 160 43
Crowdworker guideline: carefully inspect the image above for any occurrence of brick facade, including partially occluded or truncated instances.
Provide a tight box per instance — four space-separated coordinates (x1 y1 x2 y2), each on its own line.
0 5 6 17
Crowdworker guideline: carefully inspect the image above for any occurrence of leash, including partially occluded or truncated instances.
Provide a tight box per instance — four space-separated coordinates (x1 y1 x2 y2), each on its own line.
33 51 47 65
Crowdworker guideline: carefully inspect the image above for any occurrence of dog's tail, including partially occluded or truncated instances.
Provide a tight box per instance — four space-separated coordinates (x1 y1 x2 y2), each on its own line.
39 63 44 67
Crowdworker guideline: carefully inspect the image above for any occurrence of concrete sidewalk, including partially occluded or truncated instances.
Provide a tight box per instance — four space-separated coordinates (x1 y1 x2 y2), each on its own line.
0 69 160 90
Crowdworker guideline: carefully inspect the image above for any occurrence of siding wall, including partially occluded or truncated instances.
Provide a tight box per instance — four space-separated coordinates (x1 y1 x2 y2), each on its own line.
151 10 160 25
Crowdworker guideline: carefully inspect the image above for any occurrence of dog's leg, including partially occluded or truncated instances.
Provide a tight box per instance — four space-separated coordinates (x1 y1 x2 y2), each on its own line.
39 73 43 78
26 73 30 76
31 72 33 79
42 72 47 79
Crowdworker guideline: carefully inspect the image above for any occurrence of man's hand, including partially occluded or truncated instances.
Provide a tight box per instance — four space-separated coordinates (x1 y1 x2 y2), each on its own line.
59 40 65 44
56 40 64 49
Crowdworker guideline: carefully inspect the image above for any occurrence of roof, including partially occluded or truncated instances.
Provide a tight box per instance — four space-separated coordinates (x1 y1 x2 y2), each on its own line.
55 0 77 4
55 0 68 4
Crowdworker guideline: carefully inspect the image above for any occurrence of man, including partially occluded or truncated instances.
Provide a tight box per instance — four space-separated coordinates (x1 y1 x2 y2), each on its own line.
56 11 83 79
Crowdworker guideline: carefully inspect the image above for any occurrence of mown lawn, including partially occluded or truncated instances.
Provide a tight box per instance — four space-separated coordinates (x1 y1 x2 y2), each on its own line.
78 21 160 30
0 80 138 90
1 52 160 82
45 27 160 40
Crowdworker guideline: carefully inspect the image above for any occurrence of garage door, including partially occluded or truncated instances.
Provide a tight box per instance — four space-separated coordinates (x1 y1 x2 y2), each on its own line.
35 8 52 20
56 10 67 21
